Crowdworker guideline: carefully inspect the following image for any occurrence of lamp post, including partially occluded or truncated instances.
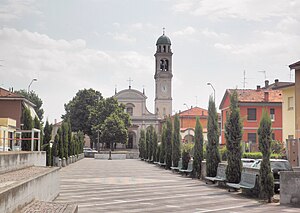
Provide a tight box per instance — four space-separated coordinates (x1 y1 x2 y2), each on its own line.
184 103 190 143
207 82 215 102
28 78 37 93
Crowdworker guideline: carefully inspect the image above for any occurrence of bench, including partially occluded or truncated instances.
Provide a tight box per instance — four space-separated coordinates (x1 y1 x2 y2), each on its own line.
205 166 226 184
226 172 257 192
158 161 166 167
171 159 182 172
179 161 193 176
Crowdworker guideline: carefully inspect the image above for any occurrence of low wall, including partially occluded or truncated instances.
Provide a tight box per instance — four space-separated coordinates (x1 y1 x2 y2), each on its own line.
94 153 126 160
0 167 60 213
0 152 46 174
280 171 300 206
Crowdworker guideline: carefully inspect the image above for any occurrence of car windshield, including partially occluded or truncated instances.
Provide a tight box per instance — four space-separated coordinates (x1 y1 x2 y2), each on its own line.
270 161 292 170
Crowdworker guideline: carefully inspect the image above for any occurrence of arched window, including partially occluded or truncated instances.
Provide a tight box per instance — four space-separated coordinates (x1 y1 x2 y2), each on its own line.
160 59 168 71
163 108 166 116
127 107 133 116
163 45 166 52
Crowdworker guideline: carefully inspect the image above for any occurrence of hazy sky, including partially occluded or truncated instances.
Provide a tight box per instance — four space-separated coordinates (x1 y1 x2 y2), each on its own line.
1 0 300 123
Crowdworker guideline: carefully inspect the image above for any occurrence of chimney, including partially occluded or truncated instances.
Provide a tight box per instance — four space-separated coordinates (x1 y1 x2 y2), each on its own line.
274 79 279 86
256 85 261 91
265 80 269 88
264 91 269 102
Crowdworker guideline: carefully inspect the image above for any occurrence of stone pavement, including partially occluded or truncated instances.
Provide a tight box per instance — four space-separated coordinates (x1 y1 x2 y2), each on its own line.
55 159 299 212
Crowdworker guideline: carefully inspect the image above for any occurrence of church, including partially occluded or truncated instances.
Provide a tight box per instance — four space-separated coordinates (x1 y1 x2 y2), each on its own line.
114 32 173 149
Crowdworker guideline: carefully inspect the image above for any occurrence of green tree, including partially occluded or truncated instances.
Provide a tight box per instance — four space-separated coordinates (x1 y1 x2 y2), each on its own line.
62 121 69 159
192 117 204 179
21 107 33 151
153 130 158 162
52 134 58 157
172 114 181 168
15 90 44 120
225 90 243 183
206 96 221 177
43 120 52 145
57 128 64 159
156 143 161 163
63 88 103 139
258 109 274 203
159 125 166 163
147 126 154 160
145 129 149 160
165 117 173 169
100 113 128 151
33 116 42 151
138 129 146 159
90 97 131 149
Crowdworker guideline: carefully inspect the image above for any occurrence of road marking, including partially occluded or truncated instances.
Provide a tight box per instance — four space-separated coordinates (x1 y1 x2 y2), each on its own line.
194 204 253 212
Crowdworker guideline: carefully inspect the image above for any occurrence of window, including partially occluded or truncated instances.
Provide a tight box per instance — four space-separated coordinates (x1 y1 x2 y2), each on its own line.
247 108 256 121
126 107 133 116
270 108 275 121
248 133 257 143
163 108 166 116
288 97 294 110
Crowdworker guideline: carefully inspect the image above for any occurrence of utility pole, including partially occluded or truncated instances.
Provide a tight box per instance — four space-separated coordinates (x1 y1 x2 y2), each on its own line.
242 70 247 88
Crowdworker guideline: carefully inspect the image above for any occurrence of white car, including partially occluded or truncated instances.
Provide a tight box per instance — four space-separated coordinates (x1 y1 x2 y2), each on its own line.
241 158 256 168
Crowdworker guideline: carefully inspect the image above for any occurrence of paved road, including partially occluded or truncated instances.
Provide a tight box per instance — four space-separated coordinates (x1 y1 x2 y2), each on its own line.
55 158 299 213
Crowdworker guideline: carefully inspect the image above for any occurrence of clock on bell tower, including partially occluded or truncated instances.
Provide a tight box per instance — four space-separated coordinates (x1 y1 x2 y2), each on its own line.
154 30 173 119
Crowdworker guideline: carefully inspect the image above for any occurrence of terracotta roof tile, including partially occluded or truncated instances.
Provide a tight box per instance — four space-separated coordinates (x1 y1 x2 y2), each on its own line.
179 107 208 117
0 88 23 98
228 89 282 103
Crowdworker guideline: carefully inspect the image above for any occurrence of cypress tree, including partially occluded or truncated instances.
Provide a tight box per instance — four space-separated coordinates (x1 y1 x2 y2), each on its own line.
153 130 158 162
159 125 166 163
165 117 173 169
147 126 154 160
225 90 243 183
62 122 69 159
33 116 40 151
192 117 204 179
43 120 52 145
206 96 221 177
258 109 274 203
57 128 64 159
138 129 146 159
145 128 150 160
21 108 33 151
172 114 181 167
156 143 161 163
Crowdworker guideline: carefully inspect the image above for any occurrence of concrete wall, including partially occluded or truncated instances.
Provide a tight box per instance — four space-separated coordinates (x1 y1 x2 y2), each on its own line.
0 167 60 213
0 151 46 174
280 171 300 206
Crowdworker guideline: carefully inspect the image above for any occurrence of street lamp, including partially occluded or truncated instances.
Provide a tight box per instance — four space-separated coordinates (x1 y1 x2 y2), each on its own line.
184 103 190 143
207 82 215 102
28 78 37 93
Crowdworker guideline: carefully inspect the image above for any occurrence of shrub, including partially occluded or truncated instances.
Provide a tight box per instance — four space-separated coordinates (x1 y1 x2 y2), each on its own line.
243 152 262 159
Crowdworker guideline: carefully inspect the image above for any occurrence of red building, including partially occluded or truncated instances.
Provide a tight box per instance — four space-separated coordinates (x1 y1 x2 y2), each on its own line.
219 88 282 150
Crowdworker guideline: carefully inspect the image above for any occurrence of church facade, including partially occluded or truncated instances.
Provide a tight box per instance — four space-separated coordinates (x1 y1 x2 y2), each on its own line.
114 33 173 149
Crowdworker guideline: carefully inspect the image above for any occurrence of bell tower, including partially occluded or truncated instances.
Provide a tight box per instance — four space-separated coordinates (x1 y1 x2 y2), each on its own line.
154 30 173 119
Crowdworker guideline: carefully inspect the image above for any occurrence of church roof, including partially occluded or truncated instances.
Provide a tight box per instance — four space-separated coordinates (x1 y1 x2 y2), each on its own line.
114 88 147 100
156 34 171 45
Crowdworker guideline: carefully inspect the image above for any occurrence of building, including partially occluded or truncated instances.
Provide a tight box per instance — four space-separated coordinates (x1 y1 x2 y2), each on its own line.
0 87 38 129
288 60 300 166
0 118 17 151
114 32 173 149
272 83 295 142
172 107 214 143
219 88 283 150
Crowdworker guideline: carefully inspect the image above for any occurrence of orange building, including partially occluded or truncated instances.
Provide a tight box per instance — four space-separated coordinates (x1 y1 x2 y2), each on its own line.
219 88 283 150
172 107 221 143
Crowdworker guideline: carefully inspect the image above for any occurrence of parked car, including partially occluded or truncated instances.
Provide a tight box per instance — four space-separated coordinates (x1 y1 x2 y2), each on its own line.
251 159 293 192
83 147 98 157
241 158 256 168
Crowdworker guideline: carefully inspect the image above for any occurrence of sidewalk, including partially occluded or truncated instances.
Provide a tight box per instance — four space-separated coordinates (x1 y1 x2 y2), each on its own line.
55 158 299 213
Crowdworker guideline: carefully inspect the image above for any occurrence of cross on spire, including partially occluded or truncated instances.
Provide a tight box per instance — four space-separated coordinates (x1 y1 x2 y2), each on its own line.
162 27 165 35
127 77 133 89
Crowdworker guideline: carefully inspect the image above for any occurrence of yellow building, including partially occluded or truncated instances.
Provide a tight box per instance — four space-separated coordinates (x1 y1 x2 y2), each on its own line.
0 118 17 151
274 83 296 141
